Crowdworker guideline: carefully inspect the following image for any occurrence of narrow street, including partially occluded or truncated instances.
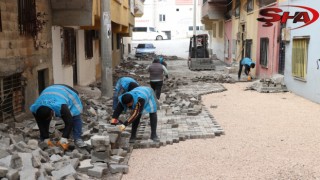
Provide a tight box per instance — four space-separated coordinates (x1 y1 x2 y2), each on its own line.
122 59 320 180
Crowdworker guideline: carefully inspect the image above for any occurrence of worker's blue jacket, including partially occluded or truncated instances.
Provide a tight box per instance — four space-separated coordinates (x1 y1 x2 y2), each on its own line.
241 57 255 66
113 77 139 109
30 85 83 117
119 86 157 114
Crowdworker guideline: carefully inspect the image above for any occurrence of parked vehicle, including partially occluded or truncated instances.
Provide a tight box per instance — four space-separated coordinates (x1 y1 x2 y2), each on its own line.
132 27 168 40
135 43 156 58
188 34 215 70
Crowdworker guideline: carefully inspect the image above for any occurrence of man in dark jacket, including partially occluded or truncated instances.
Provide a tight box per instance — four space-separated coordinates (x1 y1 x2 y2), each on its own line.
30 84 86 150
147 57 169 99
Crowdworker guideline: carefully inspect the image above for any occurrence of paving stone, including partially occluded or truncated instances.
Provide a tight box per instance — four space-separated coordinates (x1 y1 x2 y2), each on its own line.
50 154 62 162
109 164 129 174
110 155 124 163
78 159 94 172
0 166 8 177
19 168 39 180
0 149 10 159
87 165 108 178
6 169 19 180
51 164 76 180
91 151 109 163
27 139 38 150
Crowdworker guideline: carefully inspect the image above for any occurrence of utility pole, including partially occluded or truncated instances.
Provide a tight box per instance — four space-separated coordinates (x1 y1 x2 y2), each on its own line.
100 0 113 97
193 0 197 59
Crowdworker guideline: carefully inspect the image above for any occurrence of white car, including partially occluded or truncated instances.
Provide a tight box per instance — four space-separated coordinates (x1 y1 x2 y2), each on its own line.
132 27 168 40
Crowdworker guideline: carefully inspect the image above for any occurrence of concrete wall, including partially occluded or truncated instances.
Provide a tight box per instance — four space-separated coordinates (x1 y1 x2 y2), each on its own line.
76 30 96 86
0 0 53 111
210 21 224 60
256 2 280 79
52 26 74 86
283 0 320 104
224 20 233 64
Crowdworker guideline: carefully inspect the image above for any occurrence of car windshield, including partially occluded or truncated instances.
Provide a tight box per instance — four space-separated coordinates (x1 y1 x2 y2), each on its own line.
137 44 154 48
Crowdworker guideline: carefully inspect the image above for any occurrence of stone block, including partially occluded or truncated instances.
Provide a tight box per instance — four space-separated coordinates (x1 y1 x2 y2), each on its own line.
109 133 119 143
27 139 38 150
110 155 124 163
6 169 19 180
51 164 76 180
90 135 110 148
0 166 8 177
87 165 108 178
19 168 39 180
77 159 93 172
109 164 129 174
91 151 109 163
9 134 24 144
0 149 10 159
18 153 33 169
50 154 62 163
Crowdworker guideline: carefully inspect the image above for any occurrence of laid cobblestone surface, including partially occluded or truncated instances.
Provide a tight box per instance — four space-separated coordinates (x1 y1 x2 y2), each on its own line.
130 60 227 149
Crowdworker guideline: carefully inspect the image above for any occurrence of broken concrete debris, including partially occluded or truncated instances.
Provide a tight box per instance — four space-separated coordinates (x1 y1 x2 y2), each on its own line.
246 75 288 93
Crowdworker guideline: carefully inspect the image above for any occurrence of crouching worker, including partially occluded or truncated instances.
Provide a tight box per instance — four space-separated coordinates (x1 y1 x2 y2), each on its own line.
112 86 160 143
238 57 255 81
112 77 139 111
30 84 87 150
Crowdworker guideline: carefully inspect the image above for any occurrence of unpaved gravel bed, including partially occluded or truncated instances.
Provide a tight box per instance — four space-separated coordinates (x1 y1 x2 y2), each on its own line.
122 82 320 180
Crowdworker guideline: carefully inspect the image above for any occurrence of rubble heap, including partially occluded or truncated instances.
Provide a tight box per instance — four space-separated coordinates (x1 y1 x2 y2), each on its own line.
191 74 236 83
246 74 288 93
127 54 183 61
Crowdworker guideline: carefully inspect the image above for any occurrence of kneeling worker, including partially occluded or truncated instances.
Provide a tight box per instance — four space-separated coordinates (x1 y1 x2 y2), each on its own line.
112 86 159 143
30 84 86 150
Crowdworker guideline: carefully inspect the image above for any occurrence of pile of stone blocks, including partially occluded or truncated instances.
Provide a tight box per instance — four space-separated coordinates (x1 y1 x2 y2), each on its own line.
191 74 236 83
247 74 288 93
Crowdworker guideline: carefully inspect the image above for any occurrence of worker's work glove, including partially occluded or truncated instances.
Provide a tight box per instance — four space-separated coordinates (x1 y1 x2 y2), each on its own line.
44 139 55 147
111 118 123 125
247 75 252 81
56 137 69 151
117 124 126 132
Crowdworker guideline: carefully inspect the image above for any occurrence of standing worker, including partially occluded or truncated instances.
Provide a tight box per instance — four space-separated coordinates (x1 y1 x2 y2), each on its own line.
113 77 139 110
238 57 256 81
30 84 86 150
112 86 159 143
147 57 169 100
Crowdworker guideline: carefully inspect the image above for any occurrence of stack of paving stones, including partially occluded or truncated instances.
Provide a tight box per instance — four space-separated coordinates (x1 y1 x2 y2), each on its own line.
246 74 288 93
191 74 236 84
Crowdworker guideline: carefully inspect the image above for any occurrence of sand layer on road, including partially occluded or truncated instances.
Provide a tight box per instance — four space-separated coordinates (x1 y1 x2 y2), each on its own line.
122 82 320 180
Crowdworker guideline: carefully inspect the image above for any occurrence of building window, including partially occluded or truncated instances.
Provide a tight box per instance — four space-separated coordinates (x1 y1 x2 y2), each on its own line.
0 73 25 122
247 0 254 12
260 38 269 67
212 24 216 38
117 34 121 50
225 0 232 20
85 30 93 59
219 21 223 38
292 38 309 79
18 0 37 36
235 0 240 17
203 0 208 3
61 28 76 65
245 39 252 58
258 0 276 7
159 14 166 22
0 8 2 32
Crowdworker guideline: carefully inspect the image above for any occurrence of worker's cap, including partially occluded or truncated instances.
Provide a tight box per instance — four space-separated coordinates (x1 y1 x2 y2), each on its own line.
121 94 133 104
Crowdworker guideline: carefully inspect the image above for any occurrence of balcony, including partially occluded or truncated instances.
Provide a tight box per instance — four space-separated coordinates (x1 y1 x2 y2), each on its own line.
51 0 96 26
201 0 230 21
134 0 144 17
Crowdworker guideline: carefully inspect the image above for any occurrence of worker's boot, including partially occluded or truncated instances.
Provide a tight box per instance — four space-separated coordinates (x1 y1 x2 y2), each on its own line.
129 118 140 143
44 139 55 147
56 137 69 151
150 113 160 142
